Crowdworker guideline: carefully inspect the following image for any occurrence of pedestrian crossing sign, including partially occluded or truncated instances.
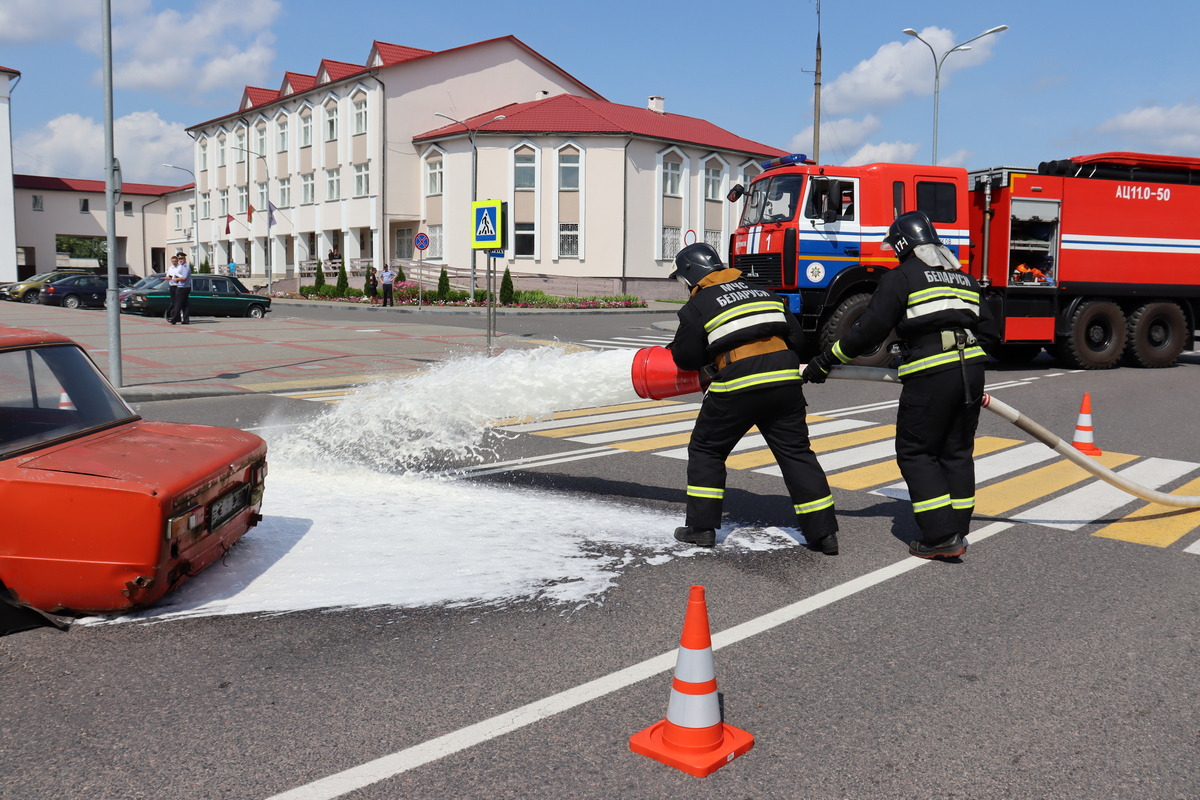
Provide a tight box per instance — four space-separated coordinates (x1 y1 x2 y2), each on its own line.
471 200 505 249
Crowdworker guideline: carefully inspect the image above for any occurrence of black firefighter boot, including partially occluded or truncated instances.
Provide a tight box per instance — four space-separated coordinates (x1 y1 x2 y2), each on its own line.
674 526 716 548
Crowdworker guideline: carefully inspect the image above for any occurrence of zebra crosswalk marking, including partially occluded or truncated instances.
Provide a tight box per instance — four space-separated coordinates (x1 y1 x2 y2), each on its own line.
1093 475 1200 547
538 409 700 439
757 440 898 476
568 419 699 445
1012 457 1198 531
874 440 1054 501
811 424 897 453
655 418 865 463
974 451 1137 517
502 403 700 433
831 436 1020 492
722 420 878 470
496 399 682 426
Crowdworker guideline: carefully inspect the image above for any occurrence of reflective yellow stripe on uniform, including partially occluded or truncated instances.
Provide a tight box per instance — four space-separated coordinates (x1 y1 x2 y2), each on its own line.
707 369 803 393
703 301 788 345
912 494 951 513
794 494 834 514
906 287 980 320
832 340 851 364
897 346 987 377
687 485 724 499
951 496 975 510
907 286 979 305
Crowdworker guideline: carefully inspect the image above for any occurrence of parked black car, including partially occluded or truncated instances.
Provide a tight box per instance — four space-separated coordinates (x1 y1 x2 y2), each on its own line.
39 274 111 308
121 275 272 318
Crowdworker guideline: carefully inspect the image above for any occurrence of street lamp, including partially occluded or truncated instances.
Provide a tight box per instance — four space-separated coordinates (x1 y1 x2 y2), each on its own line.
433 111 506 351
230 145 274 296
903 24 1008 165
162 163 198 272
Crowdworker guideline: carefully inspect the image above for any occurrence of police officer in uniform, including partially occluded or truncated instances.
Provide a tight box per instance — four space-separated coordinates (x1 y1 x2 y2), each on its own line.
668 243 839 554
803 211 998 559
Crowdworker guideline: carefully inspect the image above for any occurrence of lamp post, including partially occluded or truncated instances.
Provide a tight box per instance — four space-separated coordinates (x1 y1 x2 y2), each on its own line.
903 24 1008 165
432 112 506 312
162 163 198 270
231 145 273 295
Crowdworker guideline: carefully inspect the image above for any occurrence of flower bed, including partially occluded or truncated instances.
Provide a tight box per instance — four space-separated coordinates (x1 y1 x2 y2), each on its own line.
270 281 646 309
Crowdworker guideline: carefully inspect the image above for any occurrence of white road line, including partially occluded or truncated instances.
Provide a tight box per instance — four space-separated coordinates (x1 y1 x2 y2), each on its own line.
609 337 674 343
755 439 898 477
262 521 1014 800
654 419 874 461
873 442 1060 501
1184 537 1200 555
568 419 697 444
501 403 699 433
811 377 1034 419
1011 457 1198 530
457 449 624 477
449 447 613 474
582 340 644 349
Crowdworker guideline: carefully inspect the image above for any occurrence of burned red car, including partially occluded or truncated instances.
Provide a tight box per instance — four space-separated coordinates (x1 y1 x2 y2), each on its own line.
0 326 266 625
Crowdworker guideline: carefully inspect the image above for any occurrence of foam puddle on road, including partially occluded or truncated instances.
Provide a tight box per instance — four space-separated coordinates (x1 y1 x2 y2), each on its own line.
85 346 803 625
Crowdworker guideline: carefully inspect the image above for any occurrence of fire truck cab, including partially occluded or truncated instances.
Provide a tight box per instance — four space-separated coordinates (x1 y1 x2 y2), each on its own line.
729 155 968 366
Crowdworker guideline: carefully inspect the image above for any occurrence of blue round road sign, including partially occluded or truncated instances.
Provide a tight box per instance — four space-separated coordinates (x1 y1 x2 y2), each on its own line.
414 233 430 251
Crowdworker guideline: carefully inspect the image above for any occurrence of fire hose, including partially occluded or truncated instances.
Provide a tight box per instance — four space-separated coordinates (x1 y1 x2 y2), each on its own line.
629 347 1200 509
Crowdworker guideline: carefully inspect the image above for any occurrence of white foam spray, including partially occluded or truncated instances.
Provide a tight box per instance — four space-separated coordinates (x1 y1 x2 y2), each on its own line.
85 346 801 625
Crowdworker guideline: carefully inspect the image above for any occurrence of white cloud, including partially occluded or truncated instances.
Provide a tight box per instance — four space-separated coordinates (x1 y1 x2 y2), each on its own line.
842 141 921 167
937 149 973 168
789 114 883 156
13 111 192 184
0 0 100 44
823 27 1003 116
1097 103 1200 152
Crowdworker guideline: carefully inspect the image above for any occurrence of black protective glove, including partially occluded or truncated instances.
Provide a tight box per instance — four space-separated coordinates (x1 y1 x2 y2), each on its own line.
802 352 834 384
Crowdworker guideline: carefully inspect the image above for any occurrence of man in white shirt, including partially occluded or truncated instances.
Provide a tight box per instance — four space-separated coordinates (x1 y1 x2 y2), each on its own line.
379 265 397 307
168 251 193 324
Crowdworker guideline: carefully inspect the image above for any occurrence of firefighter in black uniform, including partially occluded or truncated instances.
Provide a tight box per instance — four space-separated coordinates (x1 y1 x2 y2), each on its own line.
803 211 998 559
668 243 839 554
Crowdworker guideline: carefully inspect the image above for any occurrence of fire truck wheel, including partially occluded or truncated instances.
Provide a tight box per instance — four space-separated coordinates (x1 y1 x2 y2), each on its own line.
1056 299 1126 370
820 293 898 368
1124 301 1187 368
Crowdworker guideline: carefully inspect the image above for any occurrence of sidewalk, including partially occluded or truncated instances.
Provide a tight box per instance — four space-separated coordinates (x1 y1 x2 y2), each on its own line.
269 297 685 316
0 302 640 403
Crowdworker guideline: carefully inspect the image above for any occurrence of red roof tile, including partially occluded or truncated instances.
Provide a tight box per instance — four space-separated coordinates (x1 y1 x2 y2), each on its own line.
318 59 365 83
0 65 20 75
244 86 281 109
14 174 191 196
372 41 434 66
280 71 316 96
413 94 786 158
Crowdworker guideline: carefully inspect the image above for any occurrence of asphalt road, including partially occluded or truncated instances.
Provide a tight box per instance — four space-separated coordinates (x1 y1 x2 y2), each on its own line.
2 311 1198 800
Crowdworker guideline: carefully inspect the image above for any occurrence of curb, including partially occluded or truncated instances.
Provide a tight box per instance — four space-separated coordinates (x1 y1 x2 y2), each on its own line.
270 299 678 317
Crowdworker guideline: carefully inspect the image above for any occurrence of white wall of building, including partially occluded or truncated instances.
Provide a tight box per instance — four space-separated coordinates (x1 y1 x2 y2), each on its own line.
0 70 19 282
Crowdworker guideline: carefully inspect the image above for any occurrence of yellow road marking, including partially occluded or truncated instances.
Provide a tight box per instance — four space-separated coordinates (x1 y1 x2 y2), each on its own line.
813 424 897 453
495 399 681 426
536 409 700 438
610 432 694 452
828 436 1021 491
1092 476 1200 547
975 451 1136 517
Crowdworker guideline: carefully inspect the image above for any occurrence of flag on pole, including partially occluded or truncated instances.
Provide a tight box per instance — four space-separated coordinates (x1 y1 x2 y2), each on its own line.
247 204 255 222
267 202 277 227
225 214 234 234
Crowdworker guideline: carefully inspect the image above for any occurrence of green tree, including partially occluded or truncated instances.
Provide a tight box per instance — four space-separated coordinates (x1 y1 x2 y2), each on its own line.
499 267 515 305
395 264 406 282
314 259 326 289
437 267 450 299
55 235 107 269
335 260 349 297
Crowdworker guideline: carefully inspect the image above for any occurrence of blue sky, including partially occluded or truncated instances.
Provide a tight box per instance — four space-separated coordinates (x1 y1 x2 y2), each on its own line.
2 0 1198 184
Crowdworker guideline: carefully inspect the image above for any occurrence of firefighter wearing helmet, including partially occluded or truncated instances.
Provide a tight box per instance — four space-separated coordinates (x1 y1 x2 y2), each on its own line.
667 242 839 554
803 211 999 559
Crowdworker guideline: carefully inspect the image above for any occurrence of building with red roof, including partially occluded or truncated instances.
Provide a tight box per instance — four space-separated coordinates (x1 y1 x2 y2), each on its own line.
1 66 20 282
181 35 786 296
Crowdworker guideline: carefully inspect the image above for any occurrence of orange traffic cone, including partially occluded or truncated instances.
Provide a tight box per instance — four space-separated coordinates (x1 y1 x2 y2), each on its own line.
1071 392 1102 456
58 390 76 411
629 585 754 777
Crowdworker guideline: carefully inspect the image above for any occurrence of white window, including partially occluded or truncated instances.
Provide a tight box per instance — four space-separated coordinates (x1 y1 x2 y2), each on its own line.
256 126 266 157
189 204 196 225
353 98 367 135
662 226 682 257
427 224 443 258
217 136 227 167
277 119 288 152
514 222 536 256
199 140 208 171
79 198 89 213
396 227 414 259
201 193 211 218
558 151 579 190
326 168 340 200
236 185 248 214
300 113 312 147
218 189 228 216
663 161 682 196
705 229 723 250
514 148 535 189
278 178 291 207
325 105 338 141
354 163 369 196
123 200 133 216
31 195 43 211
559 223 579 257
301 173 314 204
741 166 758 188
257 182 267 210
174 207 183 229
425 157 443 195
705 167 722 200
235 129 246 162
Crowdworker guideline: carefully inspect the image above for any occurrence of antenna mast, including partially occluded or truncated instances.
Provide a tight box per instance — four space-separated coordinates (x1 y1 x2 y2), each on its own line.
812 0 822 163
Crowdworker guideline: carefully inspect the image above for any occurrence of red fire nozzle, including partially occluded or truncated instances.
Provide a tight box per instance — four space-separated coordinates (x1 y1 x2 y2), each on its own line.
631 346 704 400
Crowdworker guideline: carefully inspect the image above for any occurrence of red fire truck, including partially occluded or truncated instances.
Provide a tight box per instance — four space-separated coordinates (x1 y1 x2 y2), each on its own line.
727 151 1199 369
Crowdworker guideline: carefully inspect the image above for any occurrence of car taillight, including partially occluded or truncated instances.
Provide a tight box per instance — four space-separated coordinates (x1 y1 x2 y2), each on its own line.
167 505 205 540
252 461 268 484
45 286 55 293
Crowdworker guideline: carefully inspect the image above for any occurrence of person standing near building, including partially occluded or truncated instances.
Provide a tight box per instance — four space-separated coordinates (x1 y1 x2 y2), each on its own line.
379 263 397 307
365 267 379 306
165 254 179 322
668 243 839 554
803 211 998 559
168 250 192 324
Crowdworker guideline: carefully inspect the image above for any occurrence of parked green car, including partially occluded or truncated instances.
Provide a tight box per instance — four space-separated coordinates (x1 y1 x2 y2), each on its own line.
5 269 94 303
120 275 272 319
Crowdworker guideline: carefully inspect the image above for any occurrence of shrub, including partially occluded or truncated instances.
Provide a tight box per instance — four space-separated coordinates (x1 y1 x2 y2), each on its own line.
314 260 325 289
344 287 364 298
436 267 450 299
394 280 421 301
395 264 406 282
499 267 515 305
335 261 349 296
515 289 549 304
198 261 211 274
299 284 316 295
473 288 492 303
318 284 339 298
